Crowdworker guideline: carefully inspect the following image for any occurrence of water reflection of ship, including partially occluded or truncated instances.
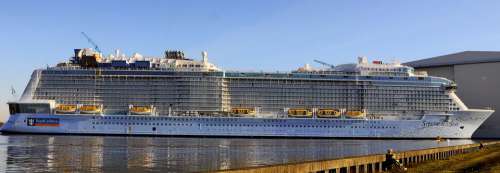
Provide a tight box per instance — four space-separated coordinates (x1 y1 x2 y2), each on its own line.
0 136 106 172
46 136 104 172
0 136 7 172
126 137 156 169
1 136 479 172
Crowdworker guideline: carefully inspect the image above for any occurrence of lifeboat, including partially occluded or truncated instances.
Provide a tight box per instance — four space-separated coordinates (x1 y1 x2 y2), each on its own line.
231 108 256 116
130 105 152 115
79 105 102 114
55 104 77 114
288 108 313 118
346 110 366 119
317 109 341 118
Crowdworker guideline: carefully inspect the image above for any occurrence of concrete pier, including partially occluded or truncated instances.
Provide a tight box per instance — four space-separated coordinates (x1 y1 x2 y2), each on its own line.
214 141 500 173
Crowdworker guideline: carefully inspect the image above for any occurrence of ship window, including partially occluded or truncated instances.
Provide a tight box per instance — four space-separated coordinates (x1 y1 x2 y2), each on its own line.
9 103 50 114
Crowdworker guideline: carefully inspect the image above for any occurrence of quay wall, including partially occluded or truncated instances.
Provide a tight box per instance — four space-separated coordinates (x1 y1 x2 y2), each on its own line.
215 141 500 173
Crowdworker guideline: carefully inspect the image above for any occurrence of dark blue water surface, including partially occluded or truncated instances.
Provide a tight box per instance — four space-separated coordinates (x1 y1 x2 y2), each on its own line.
0 134 476 172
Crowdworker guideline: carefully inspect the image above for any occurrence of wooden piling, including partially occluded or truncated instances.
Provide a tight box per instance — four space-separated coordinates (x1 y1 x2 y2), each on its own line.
214 141 500 173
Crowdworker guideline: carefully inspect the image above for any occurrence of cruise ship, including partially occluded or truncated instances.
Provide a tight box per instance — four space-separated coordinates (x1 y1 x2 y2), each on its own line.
0 48 494 138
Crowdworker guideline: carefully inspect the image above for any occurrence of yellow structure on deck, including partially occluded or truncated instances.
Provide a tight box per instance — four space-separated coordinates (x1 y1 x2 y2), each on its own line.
55 104 77 114
346 110 366 118
317 109 341 118
130 105 152 115
79 105 102 114
231 108 256 116
288 108 313 118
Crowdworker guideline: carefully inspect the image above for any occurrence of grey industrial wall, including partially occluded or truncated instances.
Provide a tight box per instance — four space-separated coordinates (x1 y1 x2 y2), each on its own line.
415 62 500 138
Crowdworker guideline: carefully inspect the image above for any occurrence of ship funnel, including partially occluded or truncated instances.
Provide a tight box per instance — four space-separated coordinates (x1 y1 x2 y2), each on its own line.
74 49 83 59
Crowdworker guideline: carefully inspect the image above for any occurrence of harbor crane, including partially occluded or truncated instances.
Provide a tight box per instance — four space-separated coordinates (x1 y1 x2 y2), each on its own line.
81 32 102 53
313 59 335 69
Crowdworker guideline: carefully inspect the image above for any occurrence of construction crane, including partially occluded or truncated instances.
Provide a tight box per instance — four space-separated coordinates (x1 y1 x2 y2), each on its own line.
314 59 335 69
81 32 102 53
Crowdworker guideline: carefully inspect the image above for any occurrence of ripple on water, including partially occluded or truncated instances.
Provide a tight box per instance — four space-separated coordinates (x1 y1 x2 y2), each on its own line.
0 134 477 172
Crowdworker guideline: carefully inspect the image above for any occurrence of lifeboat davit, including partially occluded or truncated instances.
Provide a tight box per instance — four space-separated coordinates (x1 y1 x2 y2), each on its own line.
346 110 366 119
79 105 102 114
317 109 341 118
55 104 77 114
231 108 256 116
130 105 152 115
288 108 313 118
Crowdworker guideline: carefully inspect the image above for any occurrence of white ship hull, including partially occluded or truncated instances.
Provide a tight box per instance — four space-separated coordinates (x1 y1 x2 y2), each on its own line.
1 109 493 139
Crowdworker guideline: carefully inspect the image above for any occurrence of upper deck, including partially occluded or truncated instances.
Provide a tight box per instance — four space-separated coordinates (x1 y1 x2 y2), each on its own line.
53 48 453 86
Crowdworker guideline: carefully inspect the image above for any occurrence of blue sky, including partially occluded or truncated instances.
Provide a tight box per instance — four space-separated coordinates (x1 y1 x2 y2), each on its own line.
1 0 500 121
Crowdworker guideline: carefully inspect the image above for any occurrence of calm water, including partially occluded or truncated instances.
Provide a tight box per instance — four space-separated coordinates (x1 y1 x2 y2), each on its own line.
0 134 476 173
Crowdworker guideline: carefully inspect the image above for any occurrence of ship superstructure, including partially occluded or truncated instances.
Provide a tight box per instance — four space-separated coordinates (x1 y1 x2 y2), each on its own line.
1 48 493 138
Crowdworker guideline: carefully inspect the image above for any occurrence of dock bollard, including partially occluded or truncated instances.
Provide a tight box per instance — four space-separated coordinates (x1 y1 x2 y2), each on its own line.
383 149 407 172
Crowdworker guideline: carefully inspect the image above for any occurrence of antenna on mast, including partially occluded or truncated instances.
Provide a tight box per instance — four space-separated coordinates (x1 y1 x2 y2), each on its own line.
10 85 16 96
81 32 102 53
10 85 18 101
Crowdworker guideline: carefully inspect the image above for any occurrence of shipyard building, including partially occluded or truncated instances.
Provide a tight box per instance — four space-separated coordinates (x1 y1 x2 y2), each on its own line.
405 51 500 138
